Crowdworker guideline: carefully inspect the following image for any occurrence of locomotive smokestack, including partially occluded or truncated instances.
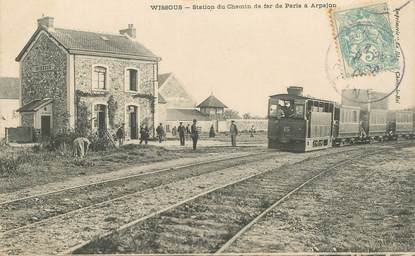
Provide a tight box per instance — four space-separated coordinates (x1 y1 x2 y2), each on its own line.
287 86 303 96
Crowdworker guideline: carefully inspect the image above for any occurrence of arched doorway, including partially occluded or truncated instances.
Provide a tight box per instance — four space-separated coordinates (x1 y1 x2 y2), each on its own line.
127 105 138 139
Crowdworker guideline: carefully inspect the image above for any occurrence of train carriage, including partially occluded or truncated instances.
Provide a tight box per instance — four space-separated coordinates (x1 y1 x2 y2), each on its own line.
333 105 361 145
366 109 388 139
387 110 414 137
268 87 335 152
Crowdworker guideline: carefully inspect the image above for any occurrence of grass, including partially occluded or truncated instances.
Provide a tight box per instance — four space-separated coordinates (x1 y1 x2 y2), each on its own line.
0 144 181 193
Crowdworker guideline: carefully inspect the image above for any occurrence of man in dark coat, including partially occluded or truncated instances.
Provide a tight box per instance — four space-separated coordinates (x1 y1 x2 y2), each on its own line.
156 123 165 143
209 125 216 138
116 123 125 147
230 120 238 147
191 119 199 150
178 122 186 146
139 125 149 145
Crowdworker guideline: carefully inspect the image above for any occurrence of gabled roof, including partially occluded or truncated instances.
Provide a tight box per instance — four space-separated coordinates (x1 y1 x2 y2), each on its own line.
197 95 227 108
17 98 53 112
269 93 334 104
16 27 160 61
158 73 172 88
0 77 19 99
166 108 211 121
158 93 167 104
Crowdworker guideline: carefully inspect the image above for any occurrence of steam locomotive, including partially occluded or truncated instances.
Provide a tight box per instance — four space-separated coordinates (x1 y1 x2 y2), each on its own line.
267 87 414 152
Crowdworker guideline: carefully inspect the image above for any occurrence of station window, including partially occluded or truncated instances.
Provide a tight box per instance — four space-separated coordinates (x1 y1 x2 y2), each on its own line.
126 69 139 92
352 111 357 122
294 105 304 119
93 66 107 90
269 104 278 117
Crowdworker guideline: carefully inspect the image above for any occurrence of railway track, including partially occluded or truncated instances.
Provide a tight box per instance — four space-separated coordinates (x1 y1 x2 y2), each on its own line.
70 142 413 254
0 150 279 234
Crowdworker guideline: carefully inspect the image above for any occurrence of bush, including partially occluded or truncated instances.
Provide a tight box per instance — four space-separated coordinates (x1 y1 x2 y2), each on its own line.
43 131 79 152
88 132 115 152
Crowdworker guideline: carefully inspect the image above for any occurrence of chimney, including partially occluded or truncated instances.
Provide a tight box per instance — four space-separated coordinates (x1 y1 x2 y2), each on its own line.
37 16 54 30
119 24 136 38
287 86 303 96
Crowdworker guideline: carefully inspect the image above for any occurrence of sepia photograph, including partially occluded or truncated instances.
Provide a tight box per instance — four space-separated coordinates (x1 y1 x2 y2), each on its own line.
0 0 414 255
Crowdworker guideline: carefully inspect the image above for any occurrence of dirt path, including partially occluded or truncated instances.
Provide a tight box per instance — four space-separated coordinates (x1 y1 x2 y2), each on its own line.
226 144 415 252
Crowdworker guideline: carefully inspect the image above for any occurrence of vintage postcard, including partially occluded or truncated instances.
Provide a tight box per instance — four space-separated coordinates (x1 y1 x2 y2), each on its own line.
0 0 414 255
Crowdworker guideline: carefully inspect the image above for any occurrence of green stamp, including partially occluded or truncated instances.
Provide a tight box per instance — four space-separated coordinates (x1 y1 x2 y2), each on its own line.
332 3 399 77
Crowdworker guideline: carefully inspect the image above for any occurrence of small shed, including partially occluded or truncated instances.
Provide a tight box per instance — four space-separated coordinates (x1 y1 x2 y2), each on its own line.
17 98 53 137
197 94 227 116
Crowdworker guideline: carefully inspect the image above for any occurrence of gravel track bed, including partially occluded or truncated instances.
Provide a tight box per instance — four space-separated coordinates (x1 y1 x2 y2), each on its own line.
0 152 272 233
72 146 379 254
225 142 415 253
0 143 395 255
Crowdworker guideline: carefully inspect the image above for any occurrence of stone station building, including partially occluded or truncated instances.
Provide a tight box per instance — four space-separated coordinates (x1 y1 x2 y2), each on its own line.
16 16 161 139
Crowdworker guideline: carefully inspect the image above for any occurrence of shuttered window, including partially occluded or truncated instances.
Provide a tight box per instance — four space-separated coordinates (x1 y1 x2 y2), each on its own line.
93 66 107 90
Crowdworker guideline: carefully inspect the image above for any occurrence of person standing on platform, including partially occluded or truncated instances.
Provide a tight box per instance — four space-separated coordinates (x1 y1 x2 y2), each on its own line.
209 125 216 138
191 119 199 150
230 120 238 147
249 125 256 138
156 123 165 143
139 125 149 145
178 122 186 146
116 123 125 147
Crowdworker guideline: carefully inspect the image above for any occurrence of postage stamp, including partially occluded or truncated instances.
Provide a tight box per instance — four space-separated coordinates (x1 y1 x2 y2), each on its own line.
331 3 400 78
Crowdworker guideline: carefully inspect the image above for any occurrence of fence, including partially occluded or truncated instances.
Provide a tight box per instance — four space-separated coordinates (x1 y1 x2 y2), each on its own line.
217 119 268 133
5 127 35 143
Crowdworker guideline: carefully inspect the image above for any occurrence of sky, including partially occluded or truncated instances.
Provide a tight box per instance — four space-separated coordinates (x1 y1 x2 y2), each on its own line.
0 0 414 116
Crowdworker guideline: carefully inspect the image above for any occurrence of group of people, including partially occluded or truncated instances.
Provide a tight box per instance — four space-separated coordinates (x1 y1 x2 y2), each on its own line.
155 120 242 149
115 123 150 147
156 120 199 149
73 120 258 158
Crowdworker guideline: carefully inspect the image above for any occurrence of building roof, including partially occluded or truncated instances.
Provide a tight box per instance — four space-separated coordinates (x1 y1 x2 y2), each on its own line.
269 93 334 104
16 27 160 61
17 98 53 112
158 73 172 88
197 95 227 108
0 77 19 99
165 108 211 121
158 93 167 104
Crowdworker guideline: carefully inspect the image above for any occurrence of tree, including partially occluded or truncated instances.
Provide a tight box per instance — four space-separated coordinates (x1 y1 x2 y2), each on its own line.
242 113 252 119
224 109 241 119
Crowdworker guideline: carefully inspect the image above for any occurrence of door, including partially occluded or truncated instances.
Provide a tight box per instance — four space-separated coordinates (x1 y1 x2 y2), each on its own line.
41 115 51 137
98 111 106 131
94 104 107 136
129 106 138 139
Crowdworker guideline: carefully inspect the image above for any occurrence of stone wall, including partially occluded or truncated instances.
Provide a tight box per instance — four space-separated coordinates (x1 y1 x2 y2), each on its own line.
74 55 157 135
218 119 268 132
20 32 68 133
